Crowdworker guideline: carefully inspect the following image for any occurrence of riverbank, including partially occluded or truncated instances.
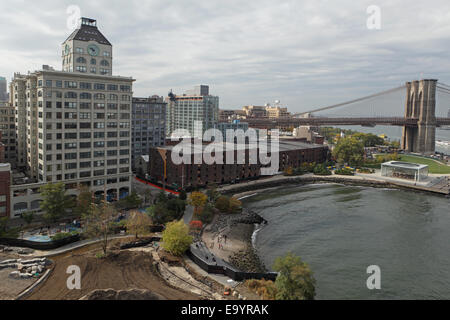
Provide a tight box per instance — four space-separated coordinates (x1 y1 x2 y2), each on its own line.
201 210 267 273
202 172 449 279
218 173 450 197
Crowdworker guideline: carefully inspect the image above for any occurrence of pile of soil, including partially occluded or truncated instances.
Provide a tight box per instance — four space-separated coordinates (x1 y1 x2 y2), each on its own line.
27 249 199 300
80 288 163 300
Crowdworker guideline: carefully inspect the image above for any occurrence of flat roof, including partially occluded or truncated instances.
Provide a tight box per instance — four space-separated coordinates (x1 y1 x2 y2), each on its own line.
156 140 325 155
382 161 428 170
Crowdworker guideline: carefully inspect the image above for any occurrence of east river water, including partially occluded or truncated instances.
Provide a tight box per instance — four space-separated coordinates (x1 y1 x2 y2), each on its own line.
244 183 450 299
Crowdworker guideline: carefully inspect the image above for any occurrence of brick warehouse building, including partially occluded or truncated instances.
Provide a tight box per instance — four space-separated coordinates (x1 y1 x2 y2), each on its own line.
148 139 328 189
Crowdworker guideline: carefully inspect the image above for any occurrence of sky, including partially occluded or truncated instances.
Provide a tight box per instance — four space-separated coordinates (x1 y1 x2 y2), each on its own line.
1 0 450 112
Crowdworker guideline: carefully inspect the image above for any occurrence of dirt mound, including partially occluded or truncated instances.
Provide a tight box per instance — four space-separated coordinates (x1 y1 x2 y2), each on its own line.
80 288 164 300
26 247 199 300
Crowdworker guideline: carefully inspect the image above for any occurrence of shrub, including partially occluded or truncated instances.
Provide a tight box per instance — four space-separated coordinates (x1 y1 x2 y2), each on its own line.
195 203 214 224
313 164 332 176
50 231 79 241
215 196 230 212
228 197 242 213
334 168 354 176
284 166 294 176
245 279 278 300
162 220 193 256
189 220 203 230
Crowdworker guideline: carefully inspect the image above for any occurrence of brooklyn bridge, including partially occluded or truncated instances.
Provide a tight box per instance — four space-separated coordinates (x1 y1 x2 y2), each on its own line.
245 79 450 155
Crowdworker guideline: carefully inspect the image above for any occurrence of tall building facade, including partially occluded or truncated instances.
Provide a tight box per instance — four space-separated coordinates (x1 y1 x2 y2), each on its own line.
131 96 166 167
7 17 134 217
166 85 219 138
0 77 7 102
0 100 16 165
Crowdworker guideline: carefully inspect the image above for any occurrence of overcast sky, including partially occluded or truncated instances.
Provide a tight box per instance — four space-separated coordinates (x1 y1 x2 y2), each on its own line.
1 0 450 112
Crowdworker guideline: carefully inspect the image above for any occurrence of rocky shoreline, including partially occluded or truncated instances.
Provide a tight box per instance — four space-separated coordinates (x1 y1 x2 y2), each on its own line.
205 209 268 273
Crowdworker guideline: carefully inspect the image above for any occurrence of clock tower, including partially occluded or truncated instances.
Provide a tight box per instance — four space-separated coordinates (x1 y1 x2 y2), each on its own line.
62 17 112 75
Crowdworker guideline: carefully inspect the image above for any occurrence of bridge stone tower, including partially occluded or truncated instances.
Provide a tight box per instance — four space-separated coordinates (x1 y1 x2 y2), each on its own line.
401 79 437 154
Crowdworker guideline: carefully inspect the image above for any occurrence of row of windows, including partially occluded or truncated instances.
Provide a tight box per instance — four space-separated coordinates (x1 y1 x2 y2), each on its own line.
39 91 130 101
39 122 131 130
41 101 130 111
76 57 110 66
39 154 130 165
38 111 130 120
39 132 128 140
38 143 130 154
38 80 130 92
75 47 110 57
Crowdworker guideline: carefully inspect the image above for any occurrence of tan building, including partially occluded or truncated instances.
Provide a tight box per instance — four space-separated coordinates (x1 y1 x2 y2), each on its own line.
7 17 134 218
242 105 267 118
265 106 290 118
0 100 16 165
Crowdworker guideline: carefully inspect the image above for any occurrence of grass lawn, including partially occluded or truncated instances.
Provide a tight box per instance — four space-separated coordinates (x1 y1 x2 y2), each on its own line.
398 155 450 174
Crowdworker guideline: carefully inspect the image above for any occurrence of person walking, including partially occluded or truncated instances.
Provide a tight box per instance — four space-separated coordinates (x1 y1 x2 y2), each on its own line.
223 234 227 244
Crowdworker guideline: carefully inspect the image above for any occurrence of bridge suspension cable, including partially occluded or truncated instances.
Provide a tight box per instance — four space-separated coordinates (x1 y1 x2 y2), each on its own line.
297 85 406 116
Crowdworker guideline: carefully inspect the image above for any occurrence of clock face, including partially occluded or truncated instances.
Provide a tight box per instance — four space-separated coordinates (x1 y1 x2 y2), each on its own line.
87 44 100 56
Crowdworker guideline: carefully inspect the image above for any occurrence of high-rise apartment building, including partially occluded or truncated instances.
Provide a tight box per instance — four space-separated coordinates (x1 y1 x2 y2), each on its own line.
166 85 219 138
7 17 134 216
131 96 166 167
0 100 16 165
0 77 7 102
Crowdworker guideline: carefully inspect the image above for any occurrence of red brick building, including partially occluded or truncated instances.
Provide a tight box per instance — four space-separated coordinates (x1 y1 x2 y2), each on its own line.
148 139 328 189
0 163 11 217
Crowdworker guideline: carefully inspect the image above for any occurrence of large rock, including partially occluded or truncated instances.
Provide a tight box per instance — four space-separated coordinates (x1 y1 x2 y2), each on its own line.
80 288 165 300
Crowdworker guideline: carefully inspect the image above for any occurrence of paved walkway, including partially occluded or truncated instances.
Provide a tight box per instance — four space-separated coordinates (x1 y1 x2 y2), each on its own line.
30 234 130 257
218 172 450 196
183 205 194 225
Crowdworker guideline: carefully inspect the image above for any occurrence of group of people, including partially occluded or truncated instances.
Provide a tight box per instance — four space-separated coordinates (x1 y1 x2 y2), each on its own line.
210 233 228 250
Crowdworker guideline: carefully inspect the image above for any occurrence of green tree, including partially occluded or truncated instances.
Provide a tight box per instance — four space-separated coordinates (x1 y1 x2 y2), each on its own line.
21 211 35 225
74 185 93 217
215 195 230 212
188 191 208 214
83 202 117 255
126 210 153 239
116 192 142 209
161 220 193 256
353 132 384 147
273 252 316 300
332 137 365 166
39 182 74 223
179 189 187 201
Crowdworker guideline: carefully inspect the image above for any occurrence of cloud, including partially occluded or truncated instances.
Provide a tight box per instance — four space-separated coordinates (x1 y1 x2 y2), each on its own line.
1 0 450 112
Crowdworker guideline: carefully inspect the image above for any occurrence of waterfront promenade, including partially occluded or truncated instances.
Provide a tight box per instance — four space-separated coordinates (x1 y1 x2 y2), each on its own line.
218 172 450 197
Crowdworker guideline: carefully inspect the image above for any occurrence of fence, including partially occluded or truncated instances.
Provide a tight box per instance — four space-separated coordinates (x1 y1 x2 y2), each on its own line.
119 236 161 250
0 234 80 250
186 246 278 282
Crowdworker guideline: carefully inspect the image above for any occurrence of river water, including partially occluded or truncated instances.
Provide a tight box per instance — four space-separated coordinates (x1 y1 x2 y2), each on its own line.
245 183 450 299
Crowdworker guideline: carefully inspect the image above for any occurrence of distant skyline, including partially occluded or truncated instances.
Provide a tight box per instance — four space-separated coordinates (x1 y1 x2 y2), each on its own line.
2 0 450 112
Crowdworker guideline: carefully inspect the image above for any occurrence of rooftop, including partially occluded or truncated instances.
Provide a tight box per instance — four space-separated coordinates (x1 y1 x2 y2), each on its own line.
64 17 111 45
156 139 325 154
382 161 429 170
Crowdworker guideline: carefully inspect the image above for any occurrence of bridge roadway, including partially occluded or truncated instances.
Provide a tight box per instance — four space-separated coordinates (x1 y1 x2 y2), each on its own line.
244 117 450 129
